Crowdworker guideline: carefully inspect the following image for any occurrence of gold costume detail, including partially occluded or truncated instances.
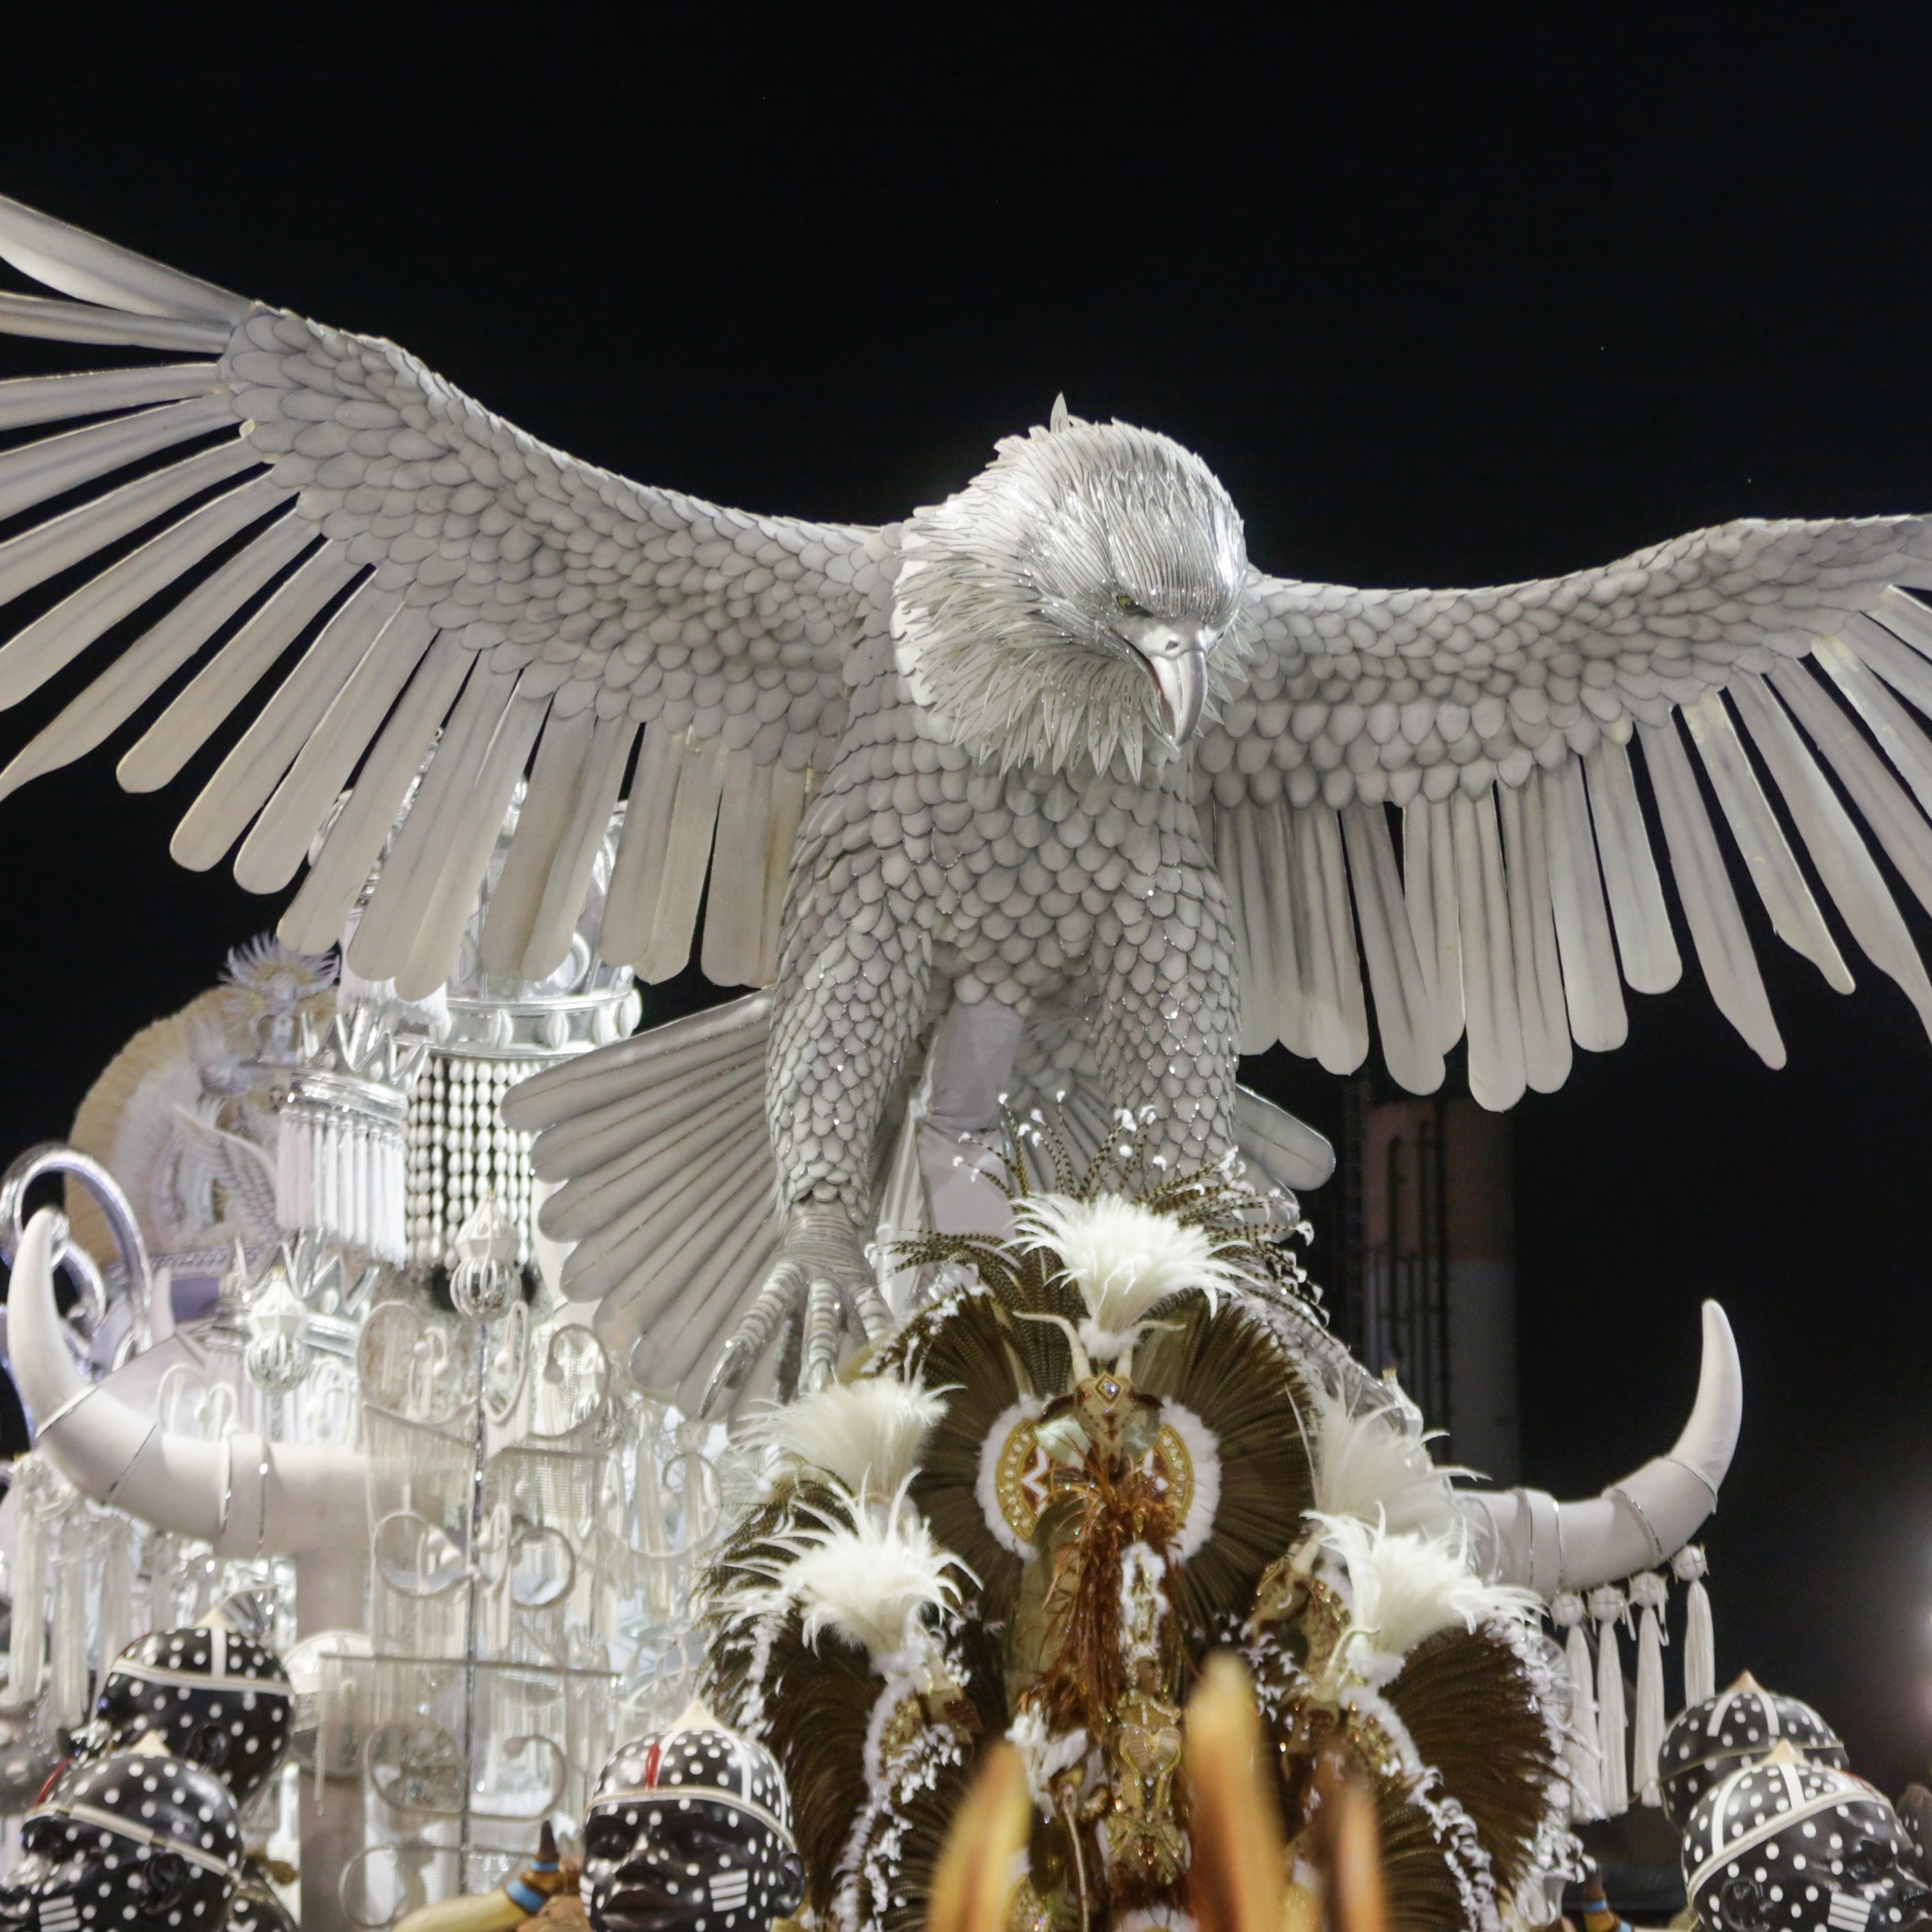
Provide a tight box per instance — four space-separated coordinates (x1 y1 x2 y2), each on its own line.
703 1138 1563 1932
994 1414 1195 1547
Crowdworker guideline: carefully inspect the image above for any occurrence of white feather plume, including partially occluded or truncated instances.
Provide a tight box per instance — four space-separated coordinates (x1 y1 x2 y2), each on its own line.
756 1374 949 1499
1313 1510 1542 1683
1307 1382 1463 1539
756 1492 971 1667
1011 1191 1253 1358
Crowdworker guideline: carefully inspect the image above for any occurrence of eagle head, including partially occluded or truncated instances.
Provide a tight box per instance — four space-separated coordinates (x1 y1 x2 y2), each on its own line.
892 404 1252 777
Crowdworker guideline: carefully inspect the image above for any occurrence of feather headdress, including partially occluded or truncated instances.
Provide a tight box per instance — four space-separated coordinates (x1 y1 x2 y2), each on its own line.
704 1132 1565 1932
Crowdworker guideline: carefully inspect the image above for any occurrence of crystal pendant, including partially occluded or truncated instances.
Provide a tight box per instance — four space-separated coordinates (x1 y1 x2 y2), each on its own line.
243 1261 312 1392
450 1195 519 1321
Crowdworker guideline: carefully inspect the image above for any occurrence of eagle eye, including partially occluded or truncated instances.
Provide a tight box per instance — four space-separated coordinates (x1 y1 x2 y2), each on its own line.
1116 594 1152 618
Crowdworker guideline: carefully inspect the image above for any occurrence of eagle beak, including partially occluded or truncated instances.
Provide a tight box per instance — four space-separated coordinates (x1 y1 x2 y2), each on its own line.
1133 625 1210 745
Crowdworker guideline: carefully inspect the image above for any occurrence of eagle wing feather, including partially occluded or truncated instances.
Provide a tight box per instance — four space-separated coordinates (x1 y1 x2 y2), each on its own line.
1208 528 1932 1104
0 193 876 996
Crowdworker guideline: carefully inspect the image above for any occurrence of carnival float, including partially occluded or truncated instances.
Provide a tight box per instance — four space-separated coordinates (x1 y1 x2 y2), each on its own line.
0 188 1923 1932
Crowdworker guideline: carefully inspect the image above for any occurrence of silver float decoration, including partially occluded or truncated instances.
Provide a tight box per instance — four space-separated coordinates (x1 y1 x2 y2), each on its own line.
0 785 1742 1931
403 802 639 1278
0 795 723 1932
275 991 435 1269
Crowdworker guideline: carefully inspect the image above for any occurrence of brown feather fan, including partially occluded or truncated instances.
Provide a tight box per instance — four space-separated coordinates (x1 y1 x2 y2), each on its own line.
701 1476 879 1917
887 1231 1082 1393
1373 1789 1473 1932
759 1613 882 1915
1383 1623 1563 1902
882 1288 1031 1630
701 1462 1005 1918
848 1728 989 1932
701 1473 853 1721
1132 1294 1316 1643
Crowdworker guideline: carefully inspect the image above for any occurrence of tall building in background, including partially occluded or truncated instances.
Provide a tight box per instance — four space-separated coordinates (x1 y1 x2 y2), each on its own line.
1331 1084 1519 1483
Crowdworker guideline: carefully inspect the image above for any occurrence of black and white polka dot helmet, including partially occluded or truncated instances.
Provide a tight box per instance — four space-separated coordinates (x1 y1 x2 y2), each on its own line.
590 1705 794 1835
0 1747 241 1932
1663 1670 1850 1829
1684 1746 1932 1932
226 1868 297 1932
584 1703 803 1932
91 1626 293 1810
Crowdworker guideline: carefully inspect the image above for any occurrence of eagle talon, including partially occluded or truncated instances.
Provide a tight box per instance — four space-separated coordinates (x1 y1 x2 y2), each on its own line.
698 1332 759 1418
701 1204 877 1410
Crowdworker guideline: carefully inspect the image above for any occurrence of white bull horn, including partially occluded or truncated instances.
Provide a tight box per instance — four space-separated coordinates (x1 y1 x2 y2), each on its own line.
10 1207 367 1556
1459 1298 1742 1597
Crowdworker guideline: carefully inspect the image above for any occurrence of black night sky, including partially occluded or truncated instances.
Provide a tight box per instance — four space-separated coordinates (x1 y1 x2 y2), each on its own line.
1 11 1931 1789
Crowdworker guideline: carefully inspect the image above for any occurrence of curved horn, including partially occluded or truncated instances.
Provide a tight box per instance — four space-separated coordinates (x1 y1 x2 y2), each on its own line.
10 1208 367 1555
1460 1299 1742 1597
0 1143 162 1349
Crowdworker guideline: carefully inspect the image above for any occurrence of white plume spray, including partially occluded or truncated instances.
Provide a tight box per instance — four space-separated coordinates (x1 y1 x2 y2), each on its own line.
1306 1381 1464 1539
740 1486 972 1670
1011 1191 1253 1359
1312 1510 1541 1685
755 1374 949 1500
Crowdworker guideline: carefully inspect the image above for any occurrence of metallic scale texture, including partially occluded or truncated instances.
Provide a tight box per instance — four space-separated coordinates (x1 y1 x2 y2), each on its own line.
4 197 1932 1394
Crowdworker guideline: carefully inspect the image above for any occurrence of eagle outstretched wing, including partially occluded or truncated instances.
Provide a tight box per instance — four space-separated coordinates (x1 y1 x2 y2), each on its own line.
8 193 1932 1127
168 1105 281 1245
0 193 880 995
1208 527 1932 1105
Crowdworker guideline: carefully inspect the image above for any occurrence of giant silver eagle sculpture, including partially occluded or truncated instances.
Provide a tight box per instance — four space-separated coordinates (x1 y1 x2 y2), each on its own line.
0 196 1927 1403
